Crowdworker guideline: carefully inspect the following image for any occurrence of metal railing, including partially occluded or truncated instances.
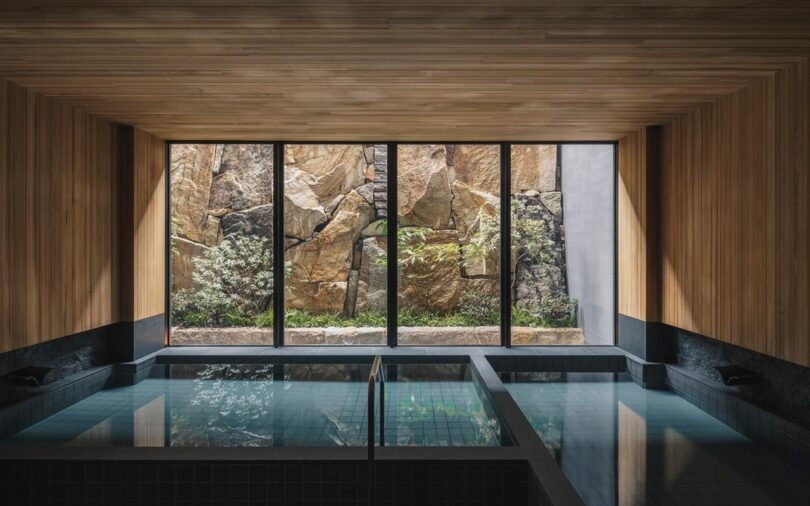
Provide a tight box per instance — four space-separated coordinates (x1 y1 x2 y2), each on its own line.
367 355 384 505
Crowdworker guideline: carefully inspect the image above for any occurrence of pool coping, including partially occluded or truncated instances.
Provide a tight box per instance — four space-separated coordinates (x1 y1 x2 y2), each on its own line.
1 346 627 506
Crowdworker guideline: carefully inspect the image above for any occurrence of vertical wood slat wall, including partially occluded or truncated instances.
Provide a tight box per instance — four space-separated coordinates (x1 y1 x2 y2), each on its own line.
0 78 166 354
618 61 809 368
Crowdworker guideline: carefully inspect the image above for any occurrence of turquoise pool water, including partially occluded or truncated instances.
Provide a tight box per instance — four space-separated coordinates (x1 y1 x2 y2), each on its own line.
6 363 502 448
504 372 809 506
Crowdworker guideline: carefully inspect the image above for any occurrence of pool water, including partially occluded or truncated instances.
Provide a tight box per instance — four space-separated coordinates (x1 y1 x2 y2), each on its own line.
5 363 502 448
504 372 810 506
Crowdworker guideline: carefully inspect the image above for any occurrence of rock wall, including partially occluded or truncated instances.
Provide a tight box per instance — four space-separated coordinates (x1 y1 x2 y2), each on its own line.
171 143 569 320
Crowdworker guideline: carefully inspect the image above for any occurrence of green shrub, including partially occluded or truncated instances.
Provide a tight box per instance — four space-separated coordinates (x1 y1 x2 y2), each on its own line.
458 291 500 326
172 235 273 326
254 310 274 328
222 311 253 327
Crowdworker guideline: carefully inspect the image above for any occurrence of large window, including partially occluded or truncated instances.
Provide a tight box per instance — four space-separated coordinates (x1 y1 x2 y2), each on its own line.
168 142 615 346
396 144 501 345
283 144 387 345
170 144 275 345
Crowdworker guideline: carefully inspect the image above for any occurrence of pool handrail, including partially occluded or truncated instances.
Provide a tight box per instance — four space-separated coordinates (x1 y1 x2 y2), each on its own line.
367 355 384 505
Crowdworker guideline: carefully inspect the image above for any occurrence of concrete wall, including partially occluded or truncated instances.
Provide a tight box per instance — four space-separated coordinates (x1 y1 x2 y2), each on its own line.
561 145 615 345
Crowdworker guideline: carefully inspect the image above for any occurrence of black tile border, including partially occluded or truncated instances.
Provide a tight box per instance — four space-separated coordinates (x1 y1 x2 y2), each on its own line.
665 364 810 471
17 345 810 504
0 459 531 506
0 365 115 439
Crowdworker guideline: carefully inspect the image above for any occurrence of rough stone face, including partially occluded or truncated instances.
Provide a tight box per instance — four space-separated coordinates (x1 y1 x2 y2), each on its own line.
540 191 563 219
170 144 216 243
284 167 328 240
209 144 274 211
398 229 463 312
171 236 208 292
220 204 273 240
451 180 499 243
356 237 387 313
361 219 387 237
286 192 372 302
285 144 367 207
452 144 500 195
511 144 557 192
512 192 567 310
334 190 374 241
397 144 452 229
285 281 347 313
356 182 375 206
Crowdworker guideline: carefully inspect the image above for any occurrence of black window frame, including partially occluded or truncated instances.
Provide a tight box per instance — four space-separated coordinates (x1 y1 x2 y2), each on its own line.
165 141 618 348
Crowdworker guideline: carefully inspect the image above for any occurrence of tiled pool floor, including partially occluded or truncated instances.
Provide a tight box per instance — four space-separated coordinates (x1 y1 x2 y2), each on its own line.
505 372 810 506
5 364 501 447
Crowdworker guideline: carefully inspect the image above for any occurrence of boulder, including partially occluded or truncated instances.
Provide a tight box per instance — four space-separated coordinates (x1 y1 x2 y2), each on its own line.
285 281 347 313
511 144 557 192
461 244 500 278
356 182 375 205
171 236 208 292
356 237 387 313
540 191 562 219
452 144 500 194
208 144 274 211
397 144 452 229
220 204 273 240
361 219 387 237
284 167 328 240
334 190 374 241
451 180 499 243
397 229 463 312
285 144 367 206
286 194 371 285
170 144 216 243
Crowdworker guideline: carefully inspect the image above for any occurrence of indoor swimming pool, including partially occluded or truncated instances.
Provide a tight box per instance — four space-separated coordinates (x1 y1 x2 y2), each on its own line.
4 362 505 448
503 372 810 506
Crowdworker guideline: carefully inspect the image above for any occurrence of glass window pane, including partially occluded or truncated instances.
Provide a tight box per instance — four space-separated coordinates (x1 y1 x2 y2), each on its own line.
169 144 275 345
510 144 614 345
397 144 501 345
283 144 387 345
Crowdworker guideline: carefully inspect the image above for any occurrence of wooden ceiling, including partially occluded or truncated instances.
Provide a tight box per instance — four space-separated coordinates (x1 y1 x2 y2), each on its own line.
0 1 808 141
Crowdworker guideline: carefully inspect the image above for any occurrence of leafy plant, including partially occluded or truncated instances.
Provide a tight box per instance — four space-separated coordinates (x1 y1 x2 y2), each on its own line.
457 291 500 326
172 235 273 326
395 227 460 309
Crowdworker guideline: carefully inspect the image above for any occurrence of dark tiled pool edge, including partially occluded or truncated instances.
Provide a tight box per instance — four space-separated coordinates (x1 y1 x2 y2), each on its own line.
665 364 810 471
0 459 532 506
0 365 115 439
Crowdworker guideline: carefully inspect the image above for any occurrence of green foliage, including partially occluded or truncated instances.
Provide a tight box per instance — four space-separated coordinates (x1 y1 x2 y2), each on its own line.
511 289 578 328
172 235 273 326
394 227 461 308
254 310 274 328
282 309 387 328
457 291 500 326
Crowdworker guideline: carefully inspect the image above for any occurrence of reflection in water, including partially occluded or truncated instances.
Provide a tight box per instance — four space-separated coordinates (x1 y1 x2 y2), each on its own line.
6 363 503 448
134 396 165 447
505 373 810 506
67 418 112 447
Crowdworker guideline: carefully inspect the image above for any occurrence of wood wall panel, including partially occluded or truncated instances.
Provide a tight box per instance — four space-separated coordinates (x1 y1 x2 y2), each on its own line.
131 130 166 321
618 126 659 322
0 78 166 354
619 61 809 367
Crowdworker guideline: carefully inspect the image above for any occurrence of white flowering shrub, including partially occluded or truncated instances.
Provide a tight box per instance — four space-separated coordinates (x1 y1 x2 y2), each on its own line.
172 235 273 326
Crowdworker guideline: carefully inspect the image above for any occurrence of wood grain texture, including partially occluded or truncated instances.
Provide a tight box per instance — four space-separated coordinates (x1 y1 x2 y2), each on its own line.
619 61 809 367
0 79 119 353
0 78 166 354
618 126 660 322
0 1 808 140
